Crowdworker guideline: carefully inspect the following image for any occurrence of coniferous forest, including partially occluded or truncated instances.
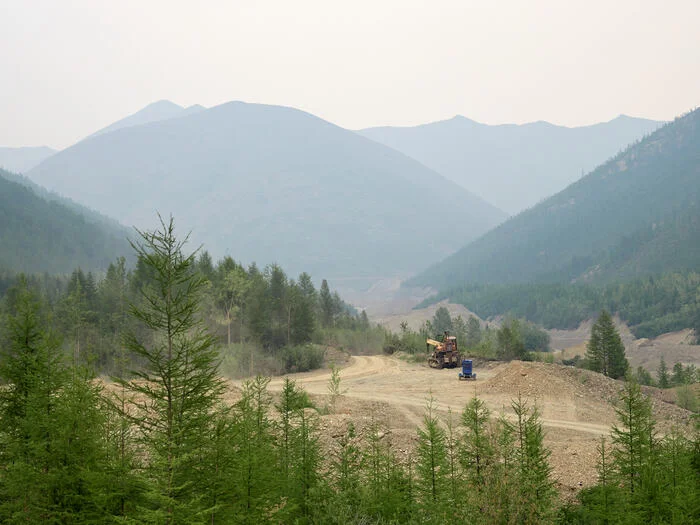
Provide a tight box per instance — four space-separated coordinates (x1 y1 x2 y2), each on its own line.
423 273 700 340
0 218 697 524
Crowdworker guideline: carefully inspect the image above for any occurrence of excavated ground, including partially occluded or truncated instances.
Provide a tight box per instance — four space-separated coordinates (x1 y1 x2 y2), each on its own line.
227 355 695 499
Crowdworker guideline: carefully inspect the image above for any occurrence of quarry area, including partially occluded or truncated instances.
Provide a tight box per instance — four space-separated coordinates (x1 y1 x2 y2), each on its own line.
229 352 696 499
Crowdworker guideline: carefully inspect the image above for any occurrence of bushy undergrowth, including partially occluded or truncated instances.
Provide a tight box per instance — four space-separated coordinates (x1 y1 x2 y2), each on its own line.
219 342 326 378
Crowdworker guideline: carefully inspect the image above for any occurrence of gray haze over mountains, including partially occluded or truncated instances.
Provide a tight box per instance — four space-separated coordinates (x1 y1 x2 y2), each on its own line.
0 146 56 173
360 115 662 214
27 101 505 282
408 108 700 290
89 100 207 138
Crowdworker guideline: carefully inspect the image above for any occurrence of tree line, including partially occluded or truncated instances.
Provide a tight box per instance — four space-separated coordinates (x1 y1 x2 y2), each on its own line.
427 271 700 340
0 224 381 379
384 306 551 360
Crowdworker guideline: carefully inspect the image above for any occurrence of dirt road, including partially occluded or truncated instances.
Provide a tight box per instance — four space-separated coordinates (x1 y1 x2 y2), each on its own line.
267 355 610 434
258 355 621 493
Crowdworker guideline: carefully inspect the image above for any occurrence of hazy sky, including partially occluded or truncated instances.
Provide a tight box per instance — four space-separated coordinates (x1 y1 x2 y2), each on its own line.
2 0 699 149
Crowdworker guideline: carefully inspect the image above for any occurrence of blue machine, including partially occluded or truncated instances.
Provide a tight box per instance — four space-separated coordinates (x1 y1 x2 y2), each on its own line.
458 359 476 380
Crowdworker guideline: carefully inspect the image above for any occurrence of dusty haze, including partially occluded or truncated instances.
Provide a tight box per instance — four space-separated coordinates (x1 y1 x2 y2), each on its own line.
1 0 699 149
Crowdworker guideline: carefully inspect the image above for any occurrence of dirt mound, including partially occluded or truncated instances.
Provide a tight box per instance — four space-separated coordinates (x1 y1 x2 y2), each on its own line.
480 361 693 430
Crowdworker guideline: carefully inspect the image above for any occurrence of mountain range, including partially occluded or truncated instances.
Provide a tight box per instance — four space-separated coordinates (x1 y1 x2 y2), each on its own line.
0 146 56 173
26 101 505 281
408 108 700 290
0 168 130 274
360 115 662 214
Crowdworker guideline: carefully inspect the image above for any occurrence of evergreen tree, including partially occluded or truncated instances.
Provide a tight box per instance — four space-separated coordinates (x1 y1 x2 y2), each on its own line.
511 395 556 522
636 365 654 386
671 362 688 386
465 315 482 347
117 216 225 522
360 419 414 523
431 306 453 335
295 404 321 520
596 437 613 521
266 264 288 347
329 422 363 512
229 376 278 523
275 378 310 500
496 318 526 360
0 280 111 522
319 279 334 328
611 378 655 496
273 377 319 520
415 396 450 520
444 409 463 522
196 250 214 280
657 357 670 388
216 262 248 345
482 415 518 523
586 310 629 378
460 396 493 486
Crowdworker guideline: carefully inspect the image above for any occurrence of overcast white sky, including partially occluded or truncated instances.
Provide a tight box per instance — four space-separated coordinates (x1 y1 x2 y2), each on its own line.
1 0 699 149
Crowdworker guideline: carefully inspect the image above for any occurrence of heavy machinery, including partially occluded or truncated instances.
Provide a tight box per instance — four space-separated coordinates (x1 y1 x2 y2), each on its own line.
426 331 461 369
458 359 477 380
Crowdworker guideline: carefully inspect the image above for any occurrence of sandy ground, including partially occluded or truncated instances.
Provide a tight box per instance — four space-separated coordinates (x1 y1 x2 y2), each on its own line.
228 354 694 498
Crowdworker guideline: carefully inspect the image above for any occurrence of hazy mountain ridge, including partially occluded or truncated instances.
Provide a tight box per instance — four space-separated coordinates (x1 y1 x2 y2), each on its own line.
0 168 131 274
0 169 132 234
0 146 56 173
408 108 700 289
27 101 506 281
89 100 206 138
360 114 662 214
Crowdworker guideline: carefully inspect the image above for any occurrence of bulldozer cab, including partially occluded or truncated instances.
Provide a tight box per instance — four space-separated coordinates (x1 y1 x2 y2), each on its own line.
427 331 461 369
442 331 457 352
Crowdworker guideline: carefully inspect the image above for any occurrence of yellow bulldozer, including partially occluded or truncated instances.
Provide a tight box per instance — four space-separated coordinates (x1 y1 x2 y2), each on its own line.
426 331 461 369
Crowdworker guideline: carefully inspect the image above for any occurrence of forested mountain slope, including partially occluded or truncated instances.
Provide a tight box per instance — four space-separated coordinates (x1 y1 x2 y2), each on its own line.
408 108 700 289
360 115 661 214
0 168 130 274
0 146 56 173
27 101 505 281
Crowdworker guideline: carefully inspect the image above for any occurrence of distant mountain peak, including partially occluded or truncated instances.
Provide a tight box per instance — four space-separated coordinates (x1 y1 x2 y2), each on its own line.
0 146 57 173
26 100 506 281
88 100 206 139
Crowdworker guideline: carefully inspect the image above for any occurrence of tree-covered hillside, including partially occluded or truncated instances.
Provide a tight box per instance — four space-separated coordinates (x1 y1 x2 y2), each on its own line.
0 168 130 274
409 108 700 290
423 272 700 339
26 101 506 281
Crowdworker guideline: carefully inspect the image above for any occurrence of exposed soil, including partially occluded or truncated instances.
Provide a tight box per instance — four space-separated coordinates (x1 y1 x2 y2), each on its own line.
550 321 700 371
227 355 694 498
375 300 492 333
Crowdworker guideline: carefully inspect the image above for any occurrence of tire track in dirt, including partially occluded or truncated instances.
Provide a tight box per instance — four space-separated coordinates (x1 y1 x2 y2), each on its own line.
262 355 611 436
232 355 690 492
